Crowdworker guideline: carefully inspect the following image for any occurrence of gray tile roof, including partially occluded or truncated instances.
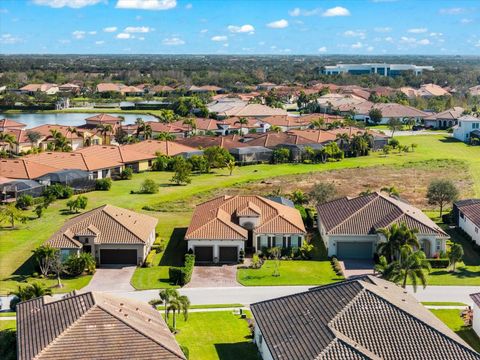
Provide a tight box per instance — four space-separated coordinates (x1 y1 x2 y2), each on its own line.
456 199 480 227
251 277 480 360
471 293 480 307
316 192 447 237
16 291 185 360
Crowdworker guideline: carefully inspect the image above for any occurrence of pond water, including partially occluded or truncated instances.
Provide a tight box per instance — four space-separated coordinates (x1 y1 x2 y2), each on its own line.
0 112 158 129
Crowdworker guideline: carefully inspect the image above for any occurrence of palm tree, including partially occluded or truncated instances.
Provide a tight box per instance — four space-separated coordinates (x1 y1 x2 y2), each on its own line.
350 134 369 157
336 133 350 154
159 288 179 320
143 124 153 139
226 159 236 176
310 119 325 130
155 132 176 141
182 118 197 136
26 130 42 149
0 132 18 156
66 126 78 147
235 117 249 135
135 118 145 138
9 282 52 301
388 245 431 291
448 243 464 272
376 223 419 262
269 125 282 133
96 124 113 145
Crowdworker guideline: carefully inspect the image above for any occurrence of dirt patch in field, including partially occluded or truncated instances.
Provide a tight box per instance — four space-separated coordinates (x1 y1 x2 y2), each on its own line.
155 159 473 211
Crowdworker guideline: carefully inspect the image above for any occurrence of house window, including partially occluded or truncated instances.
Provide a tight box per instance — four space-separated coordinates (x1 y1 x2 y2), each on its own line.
476 227 478 234
435 240 441 251
460 212 464 219
258 333 263 345
283 235 291 248
267 236 274 248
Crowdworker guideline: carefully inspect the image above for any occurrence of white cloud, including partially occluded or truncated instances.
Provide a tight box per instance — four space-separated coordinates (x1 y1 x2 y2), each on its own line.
429 32 443 37
475 41 480 48
58 39 71 44
267 19 288 29
95 40 105 45
417 39 430 45
228 24 255 34
288 7 320 16
162 37 185 45
318 46 327 52
400 36 431 46
116 33 131 39
115 0 176 10
439 7 465 15
374 27 391 33
200 29 208 33
322 6 350 17
32 0 103 8
384 36 393 42
72 30 86 39
103 26 118 32
124 26 151 33
351 42 363 49
344 30 366 39
0 34 22 44
258 41 266 46
211 35 228 42
367 46 374 51
88 31 97 35
460 18 473 24
408 28 428 33
138 36 145 40
223 43 229 47
185 3 192 9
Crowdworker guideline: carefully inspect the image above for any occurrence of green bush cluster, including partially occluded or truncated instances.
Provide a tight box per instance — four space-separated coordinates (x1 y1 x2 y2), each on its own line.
144 250 156 268
169 254 195 285
43 184 73 199
151 243 165 253
331 257 344 276
427 258 450 269
95 178 112 191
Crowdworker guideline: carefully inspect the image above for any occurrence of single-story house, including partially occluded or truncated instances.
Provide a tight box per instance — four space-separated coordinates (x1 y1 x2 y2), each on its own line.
19 83 59 95
0 118 26 132
175 135 246 150
454 199 480 246
16 291 186 360
354 102 430 125
0 179 45 202
46 204 158 266
251 276 479 360
0 158 60 180
453 115 480 144
424 107 464 129
471 293 480 338
229 146 273 164
36 169 94 189
185 195 306 263
122 140 198 158
317 192 448 259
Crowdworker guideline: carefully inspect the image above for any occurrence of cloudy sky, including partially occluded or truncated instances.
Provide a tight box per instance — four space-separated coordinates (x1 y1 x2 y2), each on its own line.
0 0 478 55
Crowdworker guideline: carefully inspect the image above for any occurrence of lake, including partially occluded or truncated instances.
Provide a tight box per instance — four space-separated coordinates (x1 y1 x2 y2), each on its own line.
0 112 159 129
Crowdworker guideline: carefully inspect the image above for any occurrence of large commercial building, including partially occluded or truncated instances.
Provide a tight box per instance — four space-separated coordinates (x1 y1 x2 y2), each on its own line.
321 63 434 76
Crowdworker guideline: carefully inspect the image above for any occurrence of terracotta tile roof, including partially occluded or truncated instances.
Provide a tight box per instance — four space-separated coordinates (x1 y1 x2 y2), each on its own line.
2 128 29 144
457 201 480 227
219 116 264 129
120 85 144 93
317 192 447 236
424 107 465 120
245 132 313 148
46 204 158 249
123 140 197 157
251 276 480 360
293 113 344 124
25 151 107 171
0 158 60 179
185 195 306 240
17 291 185 360
373 103 430 118
19 83 57 92
96 83 124 92
287 129 337 143
76 145 154 164
85 113 123 123
0 118 26 130
151 85 175 93
146 121 186 134
175 135 246 150
29 124 83 140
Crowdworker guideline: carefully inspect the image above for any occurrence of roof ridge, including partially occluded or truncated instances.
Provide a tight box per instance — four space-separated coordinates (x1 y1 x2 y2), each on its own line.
101 205 147 243
328 193 379 233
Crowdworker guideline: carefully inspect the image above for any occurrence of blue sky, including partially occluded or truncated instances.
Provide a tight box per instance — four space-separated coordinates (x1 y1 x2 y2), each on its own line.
0 0 479 55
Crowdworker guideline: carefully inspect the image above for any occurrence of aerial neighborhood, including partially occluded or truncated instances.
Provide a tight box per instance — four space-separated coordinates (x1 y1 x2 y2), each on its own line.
1 1 480 359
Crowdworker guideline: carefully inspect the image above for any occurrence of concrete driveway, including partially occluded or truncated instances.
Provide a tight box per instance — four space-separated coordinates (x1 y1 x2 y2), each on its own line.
340 260 374 279
82 265 136 292
185 265 240 288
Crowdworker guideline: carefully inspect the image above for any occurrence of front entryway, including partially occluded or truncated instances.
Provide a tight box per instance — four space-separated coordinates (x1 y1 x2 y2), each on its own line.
100 249 137 265
337 241 373 260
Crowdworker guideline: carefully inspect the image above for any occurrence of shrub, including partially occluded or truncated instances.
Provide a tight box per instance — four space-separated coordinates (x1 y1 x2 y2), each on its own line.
9 297 21 311
180 345 190 360
272 147 291 164
239 249 245 263
43 184 73 199
120 167 133 180
251 253 263 269
139 179 159 194
331 257 344 276
168 254 195 285
15 194 34 210
64 253 96 276
144 250 156 268
151 154 172 171
95 178 112 191
151 243 164 253
168 267 183 285
427 259 450 268
34 204 44 218
305 208 316 229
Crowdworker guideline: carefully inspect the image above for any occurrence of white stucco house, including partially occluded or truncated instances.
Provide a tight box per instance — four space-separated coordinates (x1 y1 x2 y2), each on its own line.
455 199 480 246
185 195 306 263
453 115 480 144
471 293 480 338
316 192 449 259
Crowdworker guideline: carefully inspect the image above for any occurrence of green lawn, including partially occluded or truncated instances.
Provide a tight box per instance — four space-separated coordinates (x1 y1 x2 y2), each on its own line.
430 309 480 352
173 311 259 360
2 135 480 293
0 321 15 331
421 302 467 307
0 313 15 318
189 304 244 310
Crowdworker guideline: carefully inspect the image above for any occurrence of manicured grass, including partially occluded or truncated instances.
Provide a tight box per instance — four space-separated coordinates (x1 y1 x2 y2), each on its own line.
0 321 15 331
421 302 467 307
2 135 480 293
237 260 342 286
173 311 260 360
430 309 480 352
189 304 244 310
0 313 15 318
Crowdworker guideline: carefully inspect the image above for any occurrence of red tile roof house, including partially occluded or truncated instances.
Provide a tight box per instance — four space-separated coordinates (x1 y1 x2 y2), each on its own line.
16 291 186 360
316 192 449 260
46 204 158 265
424 106 464 129
185 195 306 263
353 102 430 125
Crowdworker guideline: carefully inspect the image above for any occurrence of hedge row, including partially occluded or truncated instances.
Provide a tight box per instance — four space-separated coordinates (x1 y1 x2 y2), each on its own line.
427 259 450 268
168 254 195 286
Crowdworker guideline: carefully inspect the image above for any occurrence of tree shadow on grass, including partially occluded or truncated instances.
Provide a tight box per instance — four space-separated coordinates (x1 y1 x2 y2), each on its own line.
431 267 480 279
214 342 261 360
8 255 36 282
159 227 187 267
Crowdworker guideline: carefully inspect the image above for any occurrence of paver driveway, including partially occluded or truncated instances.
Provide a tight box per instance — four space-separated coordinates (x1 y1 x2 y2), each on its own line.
341 259 375 279
185 265 240 288
82 265 136 292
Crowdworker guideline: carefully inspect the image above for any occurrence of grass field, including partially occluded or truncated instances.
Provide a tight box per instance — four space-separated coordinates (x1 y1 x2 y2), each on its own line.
430 309 480 352
421 302 467 306
1 135 480 293
173 311 259 360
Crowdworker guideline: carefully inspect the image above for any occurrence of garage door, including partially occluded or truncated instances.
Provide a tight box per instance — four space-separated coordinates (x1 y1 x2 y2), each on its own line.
337 242 373 260
219 246 238 263
100 249 137 265
194 246 213 262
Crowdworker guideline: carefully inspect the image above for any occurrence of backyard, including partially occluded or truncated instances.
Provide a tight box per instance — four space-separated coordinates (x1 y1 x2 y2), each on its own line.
1 135 480 293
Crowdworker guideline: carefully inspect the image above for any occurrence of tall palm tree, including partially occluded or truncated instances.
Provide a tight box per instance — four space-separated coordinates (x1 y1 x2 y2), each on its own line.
166 295 190 331
96 124 113 145
26 130 42 149
310 119 325 130
155 132 176 141
135 118 145 138
235 117 249 135
387 245 431 291
182 118 197 136
66 126 78 147
377 223 420 262
0 132 18 156
336 133 350 154
159 288 179 320
143 124 153 139
269 125 282 133
350 134 369 157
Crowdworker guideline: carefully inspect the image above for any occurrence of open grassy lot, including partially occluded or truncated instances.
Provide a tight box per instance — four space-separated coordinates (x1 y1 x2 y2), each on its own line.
2 135 480 293
173 311 259 360
430 309 480 352
0 321 15 331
